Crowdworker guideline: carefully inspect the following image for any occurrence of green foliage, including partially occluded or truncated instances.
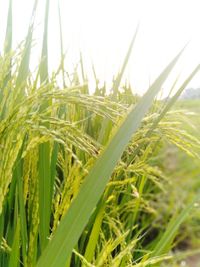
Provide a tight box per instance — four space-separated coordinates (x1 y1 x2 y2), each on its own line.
0 1 199 267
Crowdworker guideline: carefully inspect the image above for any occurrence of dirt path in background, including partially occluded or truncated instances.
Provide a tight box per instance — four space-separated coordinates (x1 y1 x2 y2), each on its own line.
165 147 200 267
185 255 200 267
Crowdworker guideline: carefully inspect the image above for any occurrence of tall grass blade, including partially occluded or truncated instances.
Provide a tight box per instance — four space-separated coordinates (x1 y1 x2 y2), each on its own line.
0 0 13 119
40 0 50 83
38 0 51 252
58 1 65 87
80 52 86 83
8 218 20 267
16 0 38 88
16 160 28 266
84 199 106 262
112 25 139 97
4 0 12 54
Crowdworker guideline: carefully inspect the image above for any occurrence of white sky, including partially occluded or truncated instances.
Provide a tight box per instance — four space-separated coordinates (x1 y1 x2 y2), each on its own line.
0 0 200 96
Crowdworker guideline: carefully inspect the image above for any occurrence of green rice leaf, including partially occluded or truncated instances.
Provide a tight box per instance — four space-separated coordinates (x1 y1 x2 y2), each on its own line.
112 25 139 97
16 0 38 88
4 0 12 54
8 218 20 267
40 0 50 83
38 0 51 252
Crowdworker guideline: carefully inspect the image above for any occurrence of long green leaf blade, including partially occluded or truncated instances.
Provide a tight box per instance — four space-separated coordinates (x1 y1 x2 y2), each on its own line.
112 25 139 96
38 0 51 252
40 0 50 83
4 0 12 55
8 218 20 267
16 0 38 88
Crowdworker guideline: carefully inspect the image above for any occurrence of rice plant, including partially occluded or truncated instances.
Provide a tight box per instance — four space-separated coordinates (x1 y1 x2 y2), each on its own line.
0 1 199 267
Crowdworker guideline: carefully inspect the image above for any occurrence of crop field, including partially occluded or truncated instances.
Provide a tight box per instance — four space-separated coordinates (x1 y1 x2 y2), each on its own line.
161 100 200 266
0 1 200 267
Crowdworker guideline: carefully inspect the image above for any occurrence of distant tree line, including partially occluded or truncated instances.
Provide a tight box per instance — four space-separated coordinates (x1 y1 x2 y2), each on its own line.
180 88 200 99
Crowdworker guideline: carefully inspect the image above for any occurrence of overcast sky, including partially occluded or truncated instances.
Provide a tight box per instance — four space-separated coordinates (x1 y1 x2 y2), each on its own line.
0 0 200 96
